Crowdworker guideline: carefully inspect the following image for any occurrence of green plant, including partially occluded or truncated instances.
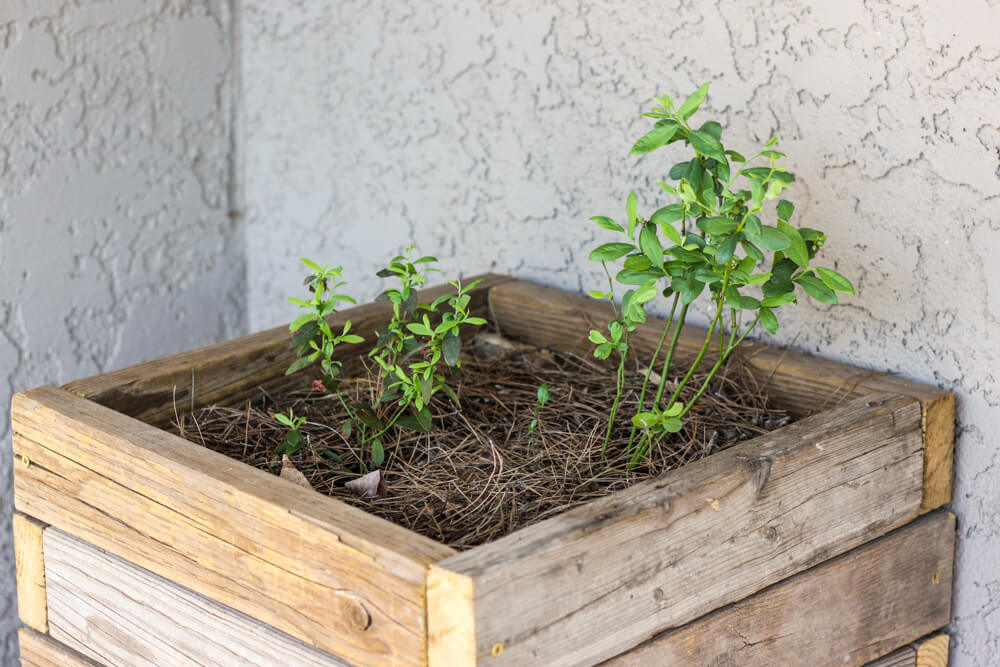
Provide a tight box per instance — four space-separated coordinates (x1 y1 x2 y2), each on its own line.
286 260 364 390
588 82 854 465
285 248 485 471
528 382 550 452
274 409 307 455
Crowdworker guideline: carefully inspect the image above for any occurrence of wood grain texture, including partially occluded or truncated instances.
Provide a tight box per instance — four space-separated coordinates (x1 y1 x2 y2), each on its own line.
62 273 512 427
13 512 48 633
427 565 476 666
12 386 456 667
488 280 954 512
915 634 949 667
604 511 955 666
18 627 98 667
866 646 917 667
44 527 347 667
432 392 926 665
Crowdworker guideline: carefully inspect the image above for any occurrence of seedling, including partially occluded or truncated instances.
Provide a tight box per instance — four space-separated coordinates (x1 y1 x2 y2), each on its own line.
528 383 550 453
588 82 854 465
274 409 307 456
285 247 485 470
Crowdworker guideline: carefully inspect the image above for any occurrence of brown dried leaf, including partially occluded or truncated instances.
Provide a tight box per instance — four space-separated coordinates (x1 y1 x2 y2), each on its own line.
280 455 313 490
473 332 534 360
345 469 383 499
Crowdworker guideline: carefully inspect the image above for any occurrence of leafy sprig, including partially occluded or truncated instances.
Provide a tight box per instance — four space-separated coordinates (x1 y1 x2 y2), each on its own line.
589 82 854 465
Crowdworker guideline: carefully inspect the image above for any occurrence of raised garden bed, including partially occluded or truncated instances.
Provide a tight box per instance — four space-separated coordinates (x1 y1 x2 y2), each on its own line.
12 276 954 666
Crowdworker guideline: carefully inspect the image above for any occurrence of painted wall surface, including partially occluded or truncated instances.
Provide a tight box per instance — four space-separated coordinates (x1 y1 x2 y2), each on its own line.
0 0 241 660
242 0 1000 662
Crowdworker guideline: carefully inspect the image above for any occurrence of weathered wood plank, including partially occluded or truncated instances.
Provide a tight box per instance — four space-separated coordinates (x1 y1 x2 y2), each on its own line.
488 280 954 512
12 386 455 667
18 627 98 667
429 393 925 666
62 273 513 427
13 512 48 633
866 646 917 667
603 511 954 666
44 527 346 667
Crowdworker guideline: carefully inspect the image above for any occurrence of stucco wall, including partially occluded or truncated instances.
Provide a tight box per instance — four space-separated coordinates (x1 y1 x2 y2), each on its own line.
242 0 1000 662
0 0 242 660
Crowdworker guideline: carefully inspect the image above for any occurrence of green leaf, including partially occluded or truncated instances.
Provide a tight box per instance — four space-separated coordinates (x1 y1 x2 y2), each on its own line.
371 439 385 466
754 226 792 251
676 82 711 119
673 276 706 304
741 241 763 261
746 272 771 285
339 334 364 344
442 330 461 366
536 383 550 406
591 216 624 232
764 135 779 148
716 235 738 264
737 295 761 310
816 267 855 294
627 192 639 237
777 220 809 269
285 356 313 376
668 161 690 180
416 406 433 431
776 199 795 221
396 415 430 433
698 120 722 141
632 412 659 429
666 246 707 263
299 258 322 272
588 330 607 344
406 322 434 336
632 280 659 305
663 402 684 417
697 217 738 236
639 225 664 266
589 243 635 262
688 129 727 163
630 120 679 154
289 313 315 333
661 417 683 433
759 307 779 334
650 203 684 225
761 292 796 307
796 275 838 304
624 255 653 271
615 268 664 284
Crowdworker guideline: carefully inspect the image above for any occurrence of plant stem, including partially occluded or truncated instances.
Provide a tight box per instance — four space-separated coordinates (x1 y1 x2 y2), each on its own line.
601 332 629 461
653 302 689 407
679 314 761 419
626 294 679 450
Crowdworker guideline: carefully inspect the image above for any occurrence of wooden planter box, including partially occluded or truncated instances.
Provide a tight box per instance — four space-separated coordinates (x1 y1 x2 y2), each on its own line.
11 276 955 666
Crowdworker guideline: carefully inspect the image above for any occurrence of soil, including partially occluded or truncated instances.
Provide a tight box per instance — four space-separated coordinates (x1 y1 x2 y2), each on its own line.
170 337 791 550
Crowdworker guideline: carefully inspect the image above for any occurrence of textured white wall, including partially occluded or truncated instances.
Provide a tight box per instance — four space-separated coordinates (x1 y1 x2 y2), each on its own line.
242 0 1000 662
0 0 242 660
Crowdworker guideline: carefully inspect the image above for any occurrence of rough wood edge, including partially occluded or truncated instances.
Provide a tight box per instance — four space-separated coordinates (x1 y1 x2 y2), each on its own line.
427 565 476 666
437 392 926 664
920 393 955 513
12 385 454 665
602 511 954 666
13 512 47 633
915 633 950 667
43 527 348 667
17 627 98 667
60 273 514 425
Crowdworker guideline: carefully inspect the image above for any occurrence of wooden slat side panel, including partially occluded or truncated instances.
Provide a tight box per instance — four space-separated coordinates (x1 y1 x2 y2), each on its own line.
12 387 456 667
489 280 954 511
62 273 513 426
436 393 926 666
44 528 347 667
13 512 48 633
17 628 98 667
604 511 954 666
427 565 476 666
866 647 917 667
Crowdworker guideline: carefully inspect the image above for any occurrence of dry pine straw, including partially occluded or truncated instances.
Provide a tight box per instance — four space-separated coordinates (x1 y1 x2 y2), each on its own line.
171 343 790 550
